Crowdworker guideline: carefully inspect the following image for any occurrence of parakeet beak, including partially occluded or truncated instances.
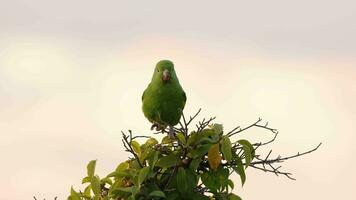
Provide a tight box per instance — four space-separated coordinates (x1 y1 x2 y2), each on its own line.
162 69 170 82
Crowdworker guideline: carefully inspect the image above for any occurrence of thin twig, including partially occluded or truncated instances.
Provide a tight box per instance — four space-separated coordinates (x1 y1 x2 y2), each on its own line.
248 143 322 180
249 165 296 180
251 143 322 165
227 118 262 137
186 108 201 127
121 130 144 168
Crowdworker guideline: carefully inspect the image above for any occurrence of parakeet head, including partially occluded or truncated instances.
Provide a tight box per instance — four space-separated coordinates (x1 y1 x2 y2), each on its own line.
153 60 177 84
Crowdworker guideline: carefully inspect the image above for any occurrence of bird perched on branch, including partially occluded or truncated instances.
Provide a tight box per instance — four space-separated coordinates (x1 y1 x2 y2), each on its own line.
142 60 186 137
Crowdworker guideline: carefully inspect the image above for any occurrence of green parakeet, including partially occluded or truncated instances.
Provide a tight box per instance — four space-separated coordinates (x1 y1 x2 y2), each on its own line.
142 60 186 134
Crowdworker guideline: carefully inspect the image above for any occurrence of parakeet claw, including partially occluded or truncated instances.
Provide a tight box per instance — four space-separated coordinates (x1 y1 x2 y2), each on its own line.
151 122 161 131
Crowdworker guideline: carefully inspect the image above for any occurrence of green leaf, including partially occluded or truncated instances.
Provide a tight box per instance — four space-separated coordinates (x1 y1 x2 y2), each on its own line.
233 156 246 186
216 166 229 192
109 186 138 198
177 167 188 194
91 175 101 196
227 179 234 190
140 148 152 164
148 151 159 168
87 160 96 178
115 186 134 193
184 130 213 150
115 161 130 172
201 129 217 138
185 168 199 193
162 136 173 144
189 158 201 172
81 196 91 200
212 124 223 135
83 185 91 197
148 190 166 198
131 140 141 156
144 138 158 147
199 137 218 144
107 170 130 178
82 176 91 184
138 166 150 185
141 138 159 163
176 132 186 145
70 187 81 200
238 139 254 167
188 130 218 146
188 144 212 159
131 185 139 197
156 153 177 168
201 172 218 193
101 177 113 185
187 131 198 146
221 136 232 162
131 159 142 169
228 193 242 200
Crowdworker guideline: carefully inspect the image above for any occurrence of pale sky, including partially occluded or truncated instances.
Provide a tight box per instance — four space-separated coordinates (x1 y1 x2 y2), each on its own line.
0 1 356 199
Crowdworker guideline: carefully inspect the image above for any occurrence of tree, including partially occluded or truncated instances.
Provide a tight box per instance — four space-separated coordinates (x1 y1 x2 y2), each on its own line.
68 109 321 200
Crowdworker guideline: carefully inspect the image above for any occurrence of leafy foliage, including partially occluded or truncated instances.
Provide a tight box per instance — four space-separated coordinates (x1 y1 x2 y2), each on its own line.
68 110 321 200
69 123 250 200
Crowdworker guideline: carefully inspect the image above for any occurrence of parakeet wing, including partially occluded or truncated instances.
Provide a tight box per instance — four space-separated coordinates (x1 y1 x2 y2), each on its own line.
142 83 150 101
182 91 187 107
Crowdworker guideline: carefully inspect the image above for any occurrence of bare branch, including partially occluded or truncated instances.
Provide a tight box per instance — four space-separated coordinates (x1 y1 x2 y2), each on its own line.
249 165 296 180
196 117 216 133
121 130 143 168
186 108 202 126
227 118 262 137
251 143 322 165
249 143 322 180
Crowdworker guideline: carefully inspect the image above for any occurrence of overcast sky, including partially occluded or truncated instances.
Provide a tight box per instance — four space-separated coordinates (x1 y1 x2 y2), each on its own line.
0 1 355 199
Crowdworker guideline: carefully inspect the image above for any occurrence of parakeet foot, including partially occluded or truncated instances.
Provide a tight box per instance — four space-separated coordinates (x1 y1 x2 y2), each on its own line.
151 122 161 131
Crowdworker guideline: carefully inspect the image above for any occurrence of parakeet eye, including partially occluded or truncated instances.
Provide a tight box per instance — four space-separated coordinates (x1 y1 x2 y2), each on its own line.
157 69 159 72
